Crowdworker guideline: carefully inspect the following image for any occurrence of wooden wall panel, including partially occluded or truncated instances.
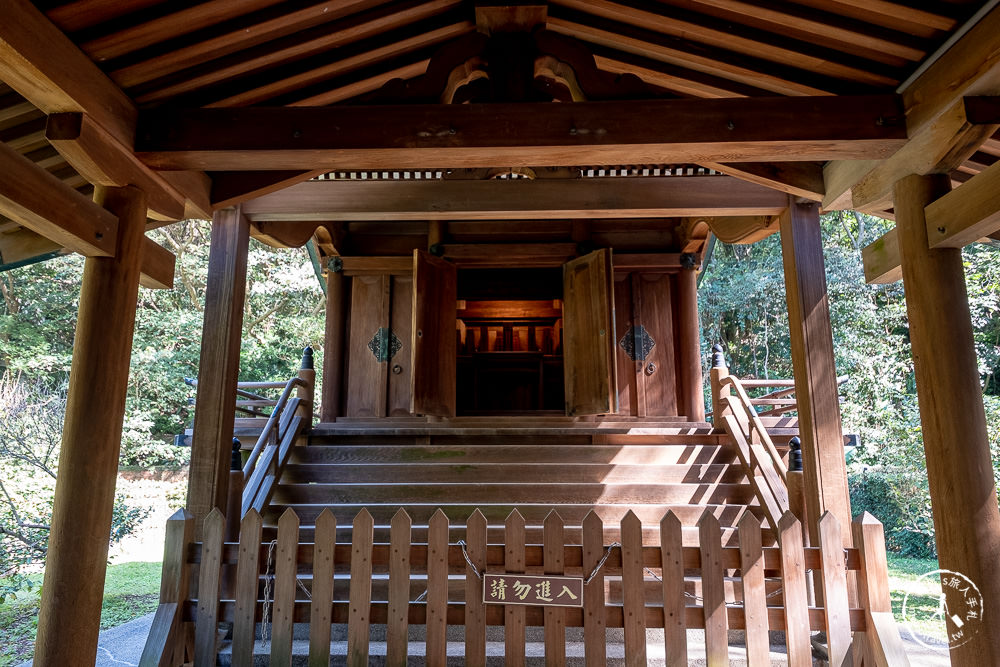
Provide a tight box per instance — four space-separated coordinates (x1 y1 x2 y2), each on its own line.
614 274 637 416
411 250 457 417
563 249 616 416
388 275 413 416
638 273 678 416
346 274 390 417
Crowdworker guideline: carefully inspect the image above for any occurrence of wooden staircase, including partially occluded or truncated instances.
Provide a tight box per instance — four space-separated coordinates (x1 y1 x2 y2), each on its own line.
261 418 779 549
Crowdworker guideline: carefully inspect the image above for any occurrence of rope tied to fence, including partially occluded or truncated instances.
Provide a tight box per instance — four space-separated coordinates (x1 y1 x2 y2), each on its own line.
259 539 278 641
455 539 621 585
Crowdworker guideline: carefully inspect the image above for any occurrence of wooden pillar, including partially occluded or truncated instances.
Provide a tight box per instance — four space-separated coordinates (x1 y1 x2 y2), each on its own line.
779 197 852 547
894 173 1000 666
33 186 145 667
186 206 249 532
320 262 346 421
677 255 705 420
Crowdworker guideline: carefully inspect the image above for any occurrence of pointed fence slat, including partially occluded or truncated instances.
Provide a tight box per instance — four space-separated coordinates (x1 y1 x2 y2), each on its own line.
854 513 911 667
464 510 487 667
621 511 647 666
659 511 686 667
308 509 337 667
139 509 192 667
581 511 606 667
347 509 375 667
818 512 851 667
505 509 527 667
543 510 566 667
387 509 412 667
271 508 300 667
426 509 450 666
194 509 226 667
737 513 769 667
699 511 728 667
231 510 262 667
777 512 811 667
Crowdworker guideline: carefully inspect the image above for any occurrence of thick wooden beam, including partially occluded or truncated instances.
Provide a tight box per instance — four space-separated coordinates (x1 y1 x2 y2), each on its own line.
0 227 62 265
186 207 250 533
210 170 324 210
46 113 187 221
135 97 907 170
925 157 1000 249
700 162 825 201
33 185 145 667
779 198 852 556
861 228 901 284
0 138 116 256
705 216 780 244
139 237 175 290
321 265 347 422
240 177 789 221
894 174 1000 666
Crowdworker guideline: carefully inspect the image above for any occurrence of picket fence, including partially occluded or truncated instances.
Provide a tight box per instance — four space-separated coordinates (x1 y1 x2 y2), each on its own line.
139 506 909 666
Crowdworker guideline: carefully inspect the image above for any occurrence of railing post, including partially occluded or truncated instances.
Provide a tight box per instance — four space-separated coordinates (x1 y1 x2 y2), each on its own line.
709 343 731 428
787 436 817 606
296 346 315 427
853 512 911 666
139 508 193 666
222 438 243 599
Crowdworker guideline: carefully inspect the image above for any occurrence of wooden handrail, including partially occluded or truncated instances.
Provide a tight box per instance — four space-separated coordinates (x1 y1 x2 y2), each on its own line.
721 377 788 482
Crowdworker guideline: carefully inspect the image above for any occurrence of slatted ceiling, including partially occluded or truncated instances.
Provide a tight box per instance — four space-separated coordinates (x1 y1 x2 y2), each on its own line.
205 20 474 108
43 0 176 33
127 0 460 106
108 0 388 90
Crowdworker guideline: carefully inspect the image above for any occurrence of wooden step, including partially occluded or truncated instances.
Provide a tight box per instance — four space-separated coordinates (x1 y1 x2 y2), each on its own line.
289 444 737 466
280 462 747 485
269 482 756 506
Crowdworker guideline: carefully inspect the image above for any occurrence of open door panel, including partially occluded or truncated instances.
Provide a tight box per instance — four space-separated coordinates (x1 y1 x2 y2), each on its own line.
563 249 617 416
410 249 457 417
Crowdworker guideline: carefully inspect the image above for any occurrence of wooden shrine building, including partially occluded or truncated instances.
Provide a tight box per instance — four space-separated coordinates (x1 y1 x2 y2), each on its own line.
1 0 1000 664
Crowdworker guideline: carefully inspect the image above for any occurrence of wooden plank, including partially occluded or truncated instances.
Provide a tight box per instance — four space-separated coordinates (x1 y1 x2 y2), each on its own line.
187 207 250 532
345 274 390 417
638 272 677 416
544 511 567 667
139 509 192 667
614 274 637 416
659 511 686 666
443 242 577 268
308 509 337 667
426 509 449 666
411 250 457 417
321 268 347 421
868 611 911 667
894 173 1000 664
699 511 727 667
621 511 646 666
504 509 527 667
270 508 300 667
340 256 413 276
386 509 411 667
779 198 852 565
136 97 908 170
581 511 606 667
818 512 851 667
347 509 375 666
0 139 116 256
464 509 488 667
676 265 704 420
737 513 769 667
701 161 825 201
0 0 135 146
564 249 616 415
387 275 413 416
231 510 262 667
777 512 811 667
194 509 225 666
861 227 901 284
240 177 789 222
46 112 186 221
926 156 1000 248
139 237 176 290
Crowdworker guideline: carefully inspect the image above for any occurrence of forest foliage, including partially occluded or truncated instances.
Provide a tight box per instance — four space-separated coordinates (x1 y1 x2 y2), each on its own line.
1 211 999 591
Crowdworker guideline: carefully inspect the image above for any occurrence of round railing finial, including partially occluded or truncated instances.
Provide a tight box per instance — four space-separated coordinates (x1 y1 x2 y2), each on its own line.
301 346 314 370
788 436 803 472
711 343 725 368
231 437 242 471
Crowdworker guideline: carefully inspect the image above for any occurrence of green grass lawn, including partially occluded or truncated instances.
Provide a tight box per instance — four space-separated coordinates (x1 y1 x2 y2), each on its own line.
0 561 161 667
886 554 948 643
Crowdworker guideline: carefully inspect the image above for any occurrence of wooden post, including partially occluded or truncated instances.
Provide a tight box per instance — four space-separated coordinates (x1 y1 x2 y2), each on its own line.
894 173 1000 666
296 346 315 424
186 206 249 533
779 197 853 554
677 254 705 420
320 260 346 421
222 438 243 600
709 343 730 428
33 185 146 667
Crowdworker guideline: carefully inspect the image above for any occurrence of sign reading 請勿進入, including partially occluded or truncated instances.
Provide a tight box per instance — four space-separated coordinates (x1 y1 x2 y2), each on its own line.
483 573 584 607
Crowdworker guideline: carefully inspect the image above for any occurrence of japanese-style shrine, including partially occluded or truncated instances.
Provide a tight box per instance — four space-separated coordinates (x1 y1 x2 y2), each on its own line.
2 0 1000 664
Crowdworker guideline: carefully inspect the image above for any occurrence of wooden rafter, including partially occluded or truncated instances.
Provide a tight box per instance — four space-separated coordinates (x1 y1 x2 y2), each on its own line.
135 96 906 171
238 176 789 222
700 162 826 201
925 157 1000 249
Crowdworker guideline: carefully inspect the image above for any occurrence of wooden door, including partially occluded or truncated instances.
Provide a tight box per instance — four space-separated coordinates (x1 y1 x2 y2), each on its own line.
410 249 457 416
562 249 617 416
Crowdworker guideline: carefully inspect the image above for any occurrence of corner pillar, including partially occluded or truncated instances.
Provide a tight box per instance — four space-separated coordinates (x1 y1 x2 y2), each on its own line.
779 197 852 545
894 173 1000 665
320 260 347 421
33 186 146 667
677 254 705 420
186 207 249 532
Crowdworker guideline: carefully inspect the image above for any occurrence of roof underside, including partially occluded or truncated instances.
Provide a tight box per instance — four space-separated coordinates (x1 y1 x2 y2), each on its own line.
2 0 1000 267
